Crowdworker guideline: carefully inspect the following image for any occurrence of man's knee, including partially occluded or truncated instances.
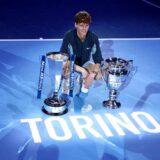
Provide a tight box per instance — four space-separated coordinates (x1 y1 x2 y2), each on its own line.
85 63 102 80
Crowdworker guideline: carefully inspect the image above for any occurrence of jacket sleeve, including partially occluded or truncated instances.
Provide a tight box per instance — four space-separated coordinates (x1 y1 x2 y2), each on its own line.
60 33 70 54
92 37 104 64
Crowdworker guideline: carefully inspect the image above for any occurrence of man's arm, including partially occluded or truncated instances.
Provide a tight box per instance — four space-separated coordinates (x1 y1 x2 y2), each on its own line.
63 60 89 79
60 34 69 54
92 36 104 65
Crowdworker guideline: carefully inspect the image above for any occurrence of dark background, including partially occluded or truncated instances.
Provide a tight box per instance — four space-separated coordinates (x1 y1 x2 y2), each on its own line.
0 0 160 39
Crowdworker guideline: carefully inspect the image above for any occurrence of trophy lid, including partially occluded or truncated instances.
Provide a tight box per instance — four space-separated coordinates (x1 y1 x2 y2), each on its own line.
105 57 128 68
104 57 130 75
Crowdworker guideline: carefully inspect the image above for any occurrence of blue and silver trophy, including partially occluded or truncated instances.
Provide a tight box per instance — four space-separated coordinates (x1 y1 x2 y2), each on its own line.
42 52 69 115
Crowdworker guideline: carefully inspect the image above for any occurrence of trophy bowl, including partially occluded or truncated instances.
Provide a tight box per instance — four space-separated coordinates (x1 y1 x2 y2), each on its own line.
101 57 135 109
42 52 69 115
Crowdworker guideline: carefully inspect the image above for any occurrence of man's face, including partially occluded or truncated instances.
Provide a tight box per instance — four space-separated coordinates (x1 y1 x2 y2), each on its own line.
75 22 90 38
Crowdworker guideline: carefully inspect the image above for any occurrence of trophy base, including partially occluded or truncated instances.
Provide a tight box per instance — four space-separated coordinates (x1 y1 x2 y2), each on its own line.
103 100 121 109
42 97 68 116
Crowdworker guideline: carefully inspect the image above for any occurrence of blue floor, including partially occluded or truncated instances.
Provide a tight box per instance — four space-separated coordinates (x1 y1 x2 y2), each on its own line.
0 39 160 160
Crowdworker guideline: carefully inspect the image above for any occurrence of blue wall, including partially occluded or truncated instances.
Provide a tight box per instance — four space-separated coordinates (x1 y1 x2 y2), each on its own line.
0 0 160 39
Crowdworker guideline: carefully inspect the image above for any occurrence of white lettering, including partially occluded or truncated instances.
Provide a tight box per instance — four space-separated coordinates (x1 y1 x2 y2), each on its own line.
20 118 42 143
70 115 103 139
94 114 113 137
132 111 160 133
20 112 160 143
105 113 140 135
45 117 72 141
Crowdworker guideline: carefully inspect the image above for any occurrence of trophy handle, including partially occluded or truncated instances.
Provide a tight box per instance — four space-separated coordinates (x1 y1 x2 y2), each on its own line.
100 61 107 82
37 55 46 99
128 60 138 78
68 44 75 97
123 60 138 88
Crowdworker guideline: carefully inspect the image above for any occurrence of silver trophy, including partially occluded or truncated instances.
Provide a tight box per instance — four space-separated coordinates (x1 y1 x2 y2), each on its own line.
101 57 135 109
42 52 69 115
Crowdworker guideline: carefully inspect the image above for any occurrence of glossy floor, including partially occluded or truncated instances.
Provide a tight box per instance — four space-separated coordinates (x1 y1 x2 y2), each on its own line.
0 39 160 160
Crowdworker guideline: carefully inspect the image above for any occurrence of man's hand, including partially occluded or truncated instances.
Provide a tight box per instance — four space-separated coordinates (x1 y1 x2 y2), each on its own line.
75 65 89 79
81 67 89 79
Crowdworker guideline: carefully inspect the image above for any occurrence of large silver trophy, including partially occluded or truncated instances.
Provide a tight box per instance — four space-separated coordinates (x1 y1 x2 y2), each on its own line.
42 52 68 115
101 57 135 109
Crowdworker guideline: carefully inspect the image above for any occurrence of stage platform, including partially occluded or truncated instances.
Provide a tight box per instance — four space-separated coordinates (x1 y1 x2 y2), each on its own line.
0 38 160 160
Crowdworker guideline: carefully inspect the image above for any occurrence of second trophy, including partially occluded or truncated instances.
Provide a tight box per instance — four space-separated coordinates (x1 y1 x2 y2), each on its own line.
42 52 69 115
101 57 135 109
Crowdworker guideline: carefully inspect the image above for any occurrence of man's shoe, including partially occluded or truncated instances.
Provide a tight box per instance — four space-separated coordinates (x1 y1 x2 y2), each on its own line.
81 104 92 113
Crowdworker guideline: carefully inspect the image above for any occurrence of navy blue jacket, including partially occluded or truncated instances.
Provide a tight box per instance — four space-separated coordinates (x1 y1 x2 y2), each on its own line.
60 29 103 66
